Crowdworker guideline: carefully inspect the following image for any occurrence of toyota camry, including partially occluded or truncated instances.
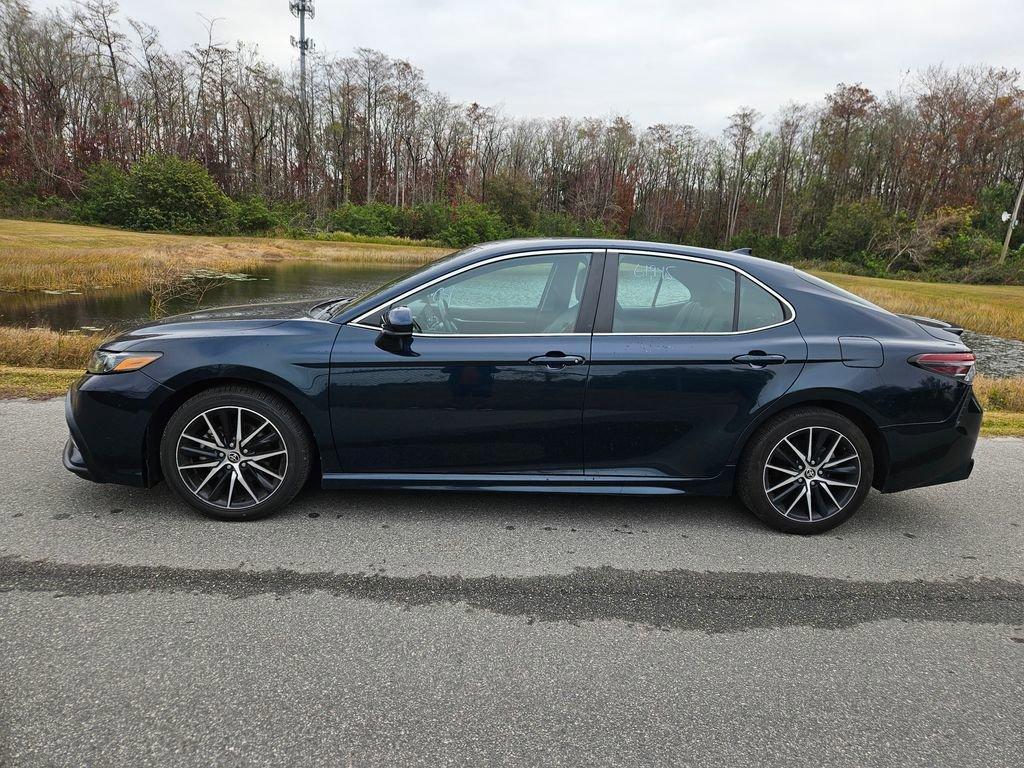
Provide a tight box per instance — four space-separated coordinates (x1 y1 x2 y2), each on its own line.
63 239 982 533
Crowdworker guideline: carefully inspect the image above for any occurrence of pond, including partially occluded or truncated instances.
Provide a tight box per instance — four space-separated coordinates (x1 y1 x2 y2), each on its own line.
0 261 412 333
0 260 1021 378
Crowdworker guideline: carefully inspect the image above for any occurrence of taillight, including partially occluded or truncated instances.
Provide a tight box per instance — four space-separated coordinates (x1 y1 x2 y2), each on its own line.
909 352 976 380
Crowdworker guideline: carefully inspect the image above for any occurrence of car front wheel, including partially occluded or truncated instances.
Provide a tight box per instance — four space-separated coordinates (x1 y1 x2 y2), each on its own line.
159 386 312 521
737 407 874 534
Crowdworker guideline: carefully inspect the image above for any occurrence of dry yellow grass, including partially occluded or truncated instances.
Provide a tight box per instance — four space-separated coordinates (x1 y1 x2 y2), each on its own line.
0 326 104 368
0 218 447 292
973 374 1024 413
814 271 1024 341
0 365 82 399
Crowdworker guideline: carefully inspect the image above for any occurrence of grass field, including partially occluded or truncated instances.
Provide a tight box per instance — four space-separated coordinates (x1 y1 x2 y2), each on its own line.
0 219 446 292
814 271 1024 341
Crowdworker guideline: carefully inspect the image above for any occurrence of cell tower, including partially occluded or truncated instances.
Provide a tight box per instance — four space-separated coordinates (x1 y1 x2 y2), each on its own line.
289 1 315 110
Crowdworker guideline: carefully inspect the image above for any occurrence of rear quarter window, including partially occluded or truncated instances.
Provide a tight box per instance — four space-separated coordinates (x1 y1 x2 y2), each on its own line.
737 276 787 330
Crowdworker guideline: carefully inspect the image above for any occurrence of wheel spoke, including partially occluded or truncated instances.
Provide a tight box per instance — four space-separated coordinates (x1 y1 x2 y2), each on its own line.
194 462 225 493
819 481 842 510
805 482 814 520
235 407 243 448
766 464 799 476
178 461 220 470
807 427 814 465
235 470 259 503
249 461 283 481
767 475 801 493
782 437 808 465
785 484 807 515
202 413 224 447
241 418 270 448
181 433 222 452
246 449 286 462
820 478 858 488
226 471 236 508
823 455 856 469
821 433 843 466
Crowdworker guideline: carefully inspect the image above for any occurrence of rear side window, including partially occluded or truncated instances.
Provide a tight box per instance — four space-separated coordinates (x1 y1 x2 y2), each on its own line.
737 276 786 330
613 255 735 333
611 254 791 334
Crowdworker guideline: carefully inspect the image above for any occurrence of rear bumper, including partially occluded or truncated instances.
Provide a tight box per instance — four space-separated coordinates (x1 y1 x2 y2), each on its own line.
878 388 982 493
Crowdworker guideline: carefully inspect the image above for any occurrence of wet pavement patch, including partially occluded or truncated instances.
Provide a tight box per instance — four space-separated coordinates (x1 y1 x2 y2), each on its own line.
1 555 1021 634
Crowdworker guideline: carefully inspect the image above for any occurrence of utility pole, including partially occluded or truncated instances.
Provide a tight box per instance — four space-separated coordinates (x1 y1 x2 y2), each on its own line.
289 1 315 199
1000 174 1024 264
289 1 315 114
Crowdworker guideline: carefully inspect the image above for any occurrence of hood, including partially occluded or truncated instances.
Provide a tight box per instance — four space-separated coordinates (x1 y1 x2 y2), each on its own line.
100 298 345 351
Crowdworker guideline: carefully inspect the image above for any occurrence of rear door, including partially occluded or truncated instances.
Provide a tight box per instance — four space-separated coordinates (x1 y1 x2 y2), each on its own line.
583 250 806 479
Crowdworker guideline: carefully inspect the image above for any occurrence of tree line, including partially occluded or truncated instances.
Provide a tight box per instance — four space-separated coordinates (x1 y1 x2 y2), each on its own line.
1 0 1023 278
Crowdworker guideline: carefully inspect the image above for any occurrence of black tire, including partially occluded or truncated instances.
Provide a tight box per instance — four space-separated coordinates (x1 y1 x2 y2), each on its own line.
737 407 873 534
159 385 312 521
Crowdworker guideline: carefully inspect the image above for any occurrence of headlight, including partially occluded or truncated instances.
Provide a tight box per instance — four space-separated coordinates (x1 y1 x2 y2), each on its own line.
86 350 162 374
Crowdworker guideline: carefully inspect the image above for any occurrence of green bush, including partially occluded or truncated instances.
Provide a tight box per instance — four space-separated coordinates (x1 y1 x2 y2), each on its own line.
813 200 889 271
231 196 279 234
484 173 538 233
125 155 232 233
440 202 509 247
402 202 449 240
77 155 231 234
328 202 403 237
76 162 133 226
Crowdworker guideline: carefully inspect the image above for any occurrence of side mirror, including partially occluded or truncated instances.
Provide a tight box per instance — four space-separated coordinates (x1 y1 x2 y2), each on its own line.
381 306 415 337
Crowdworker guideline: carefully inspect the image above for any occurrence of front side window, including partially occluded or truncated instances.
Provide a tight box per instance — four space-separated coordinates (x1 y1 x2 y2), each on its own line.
391 253 591 335
613 255 736 333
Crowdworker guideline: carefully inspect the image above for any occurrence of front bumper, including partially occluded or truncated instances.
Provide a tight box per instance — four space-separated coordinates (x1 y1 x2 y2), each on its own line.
879 388 982 493
63 371 173 487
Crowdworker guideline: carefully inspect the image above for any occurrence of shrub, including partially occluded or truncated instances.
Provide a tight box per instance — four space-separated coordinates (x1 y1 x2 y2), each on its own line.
483 173 538 233
76 162 133 226
125 155 232 233
402 202 449 240
328 202 402 237
232 196 279 234
78 155 232 234
440 202 509 247
813 200 888 270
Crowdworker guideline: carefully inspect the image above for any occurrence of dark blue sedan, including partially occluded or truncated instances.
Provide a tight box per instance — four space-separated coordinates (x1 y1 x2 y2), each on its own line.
63 240 982 533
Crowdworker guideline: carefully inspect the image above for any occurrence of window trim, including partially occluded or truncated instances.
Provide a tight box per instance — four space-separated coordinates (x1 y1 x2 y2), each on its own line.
595 249 796 336
348 249 599 338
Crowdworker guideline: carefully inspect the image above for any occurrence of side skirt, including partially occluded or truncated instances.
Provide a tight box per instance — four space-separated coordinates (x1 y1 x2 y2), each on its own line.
320 470 734 497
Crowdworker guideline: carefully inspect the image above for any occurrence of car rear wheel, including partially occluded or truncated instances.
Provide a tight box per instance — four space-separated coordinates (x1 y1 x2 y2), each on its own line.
159 386 312 521
737 407 873 534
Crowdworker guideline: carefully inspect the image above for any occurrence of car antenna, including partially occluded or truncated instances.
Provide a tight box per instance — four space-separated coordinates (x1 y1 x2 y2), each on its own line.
732 247 753 255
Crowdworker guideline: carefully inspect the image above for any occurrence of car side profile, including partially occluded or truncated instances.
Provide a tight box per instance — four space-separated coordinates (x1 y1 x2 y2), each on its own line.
63 239 982 533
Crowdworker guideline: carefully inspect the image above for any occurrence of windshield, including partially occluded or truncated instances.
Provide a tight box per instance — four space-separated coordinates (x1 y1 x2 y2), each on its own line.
327 246 470 319
795 271 886 312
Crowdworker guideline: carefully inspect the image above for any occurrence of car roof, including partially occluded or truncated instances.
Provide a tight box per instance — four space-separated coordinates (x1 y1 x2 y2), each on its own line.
465 238 796 279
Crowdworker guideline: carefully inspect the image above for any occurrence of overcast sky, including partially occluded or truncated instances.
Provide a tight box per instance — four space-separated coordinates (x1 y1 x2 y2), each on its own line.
45 0 1024 131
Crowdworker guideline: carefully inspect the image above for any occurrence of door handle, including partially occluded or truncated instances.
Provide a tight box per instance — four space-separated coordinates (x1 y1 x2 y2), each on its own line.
529 353 586 369
733 352 787 367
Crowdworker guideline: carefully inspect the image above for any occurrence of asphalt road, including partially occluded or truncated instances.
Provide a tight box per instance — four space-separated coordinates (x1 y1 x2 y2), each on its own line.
1 398 1022 768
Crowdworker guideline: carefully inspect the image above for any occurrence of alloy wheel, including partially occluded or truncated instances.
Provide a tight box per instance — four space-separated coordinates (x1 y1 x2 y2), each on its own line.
762 426 861 523
175 406 288 510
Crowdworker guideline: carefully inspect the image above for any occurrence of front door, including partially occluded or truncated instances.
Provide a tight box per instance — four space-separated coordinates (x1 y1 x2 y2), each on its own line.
583 250 806 479
330 251 603 474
